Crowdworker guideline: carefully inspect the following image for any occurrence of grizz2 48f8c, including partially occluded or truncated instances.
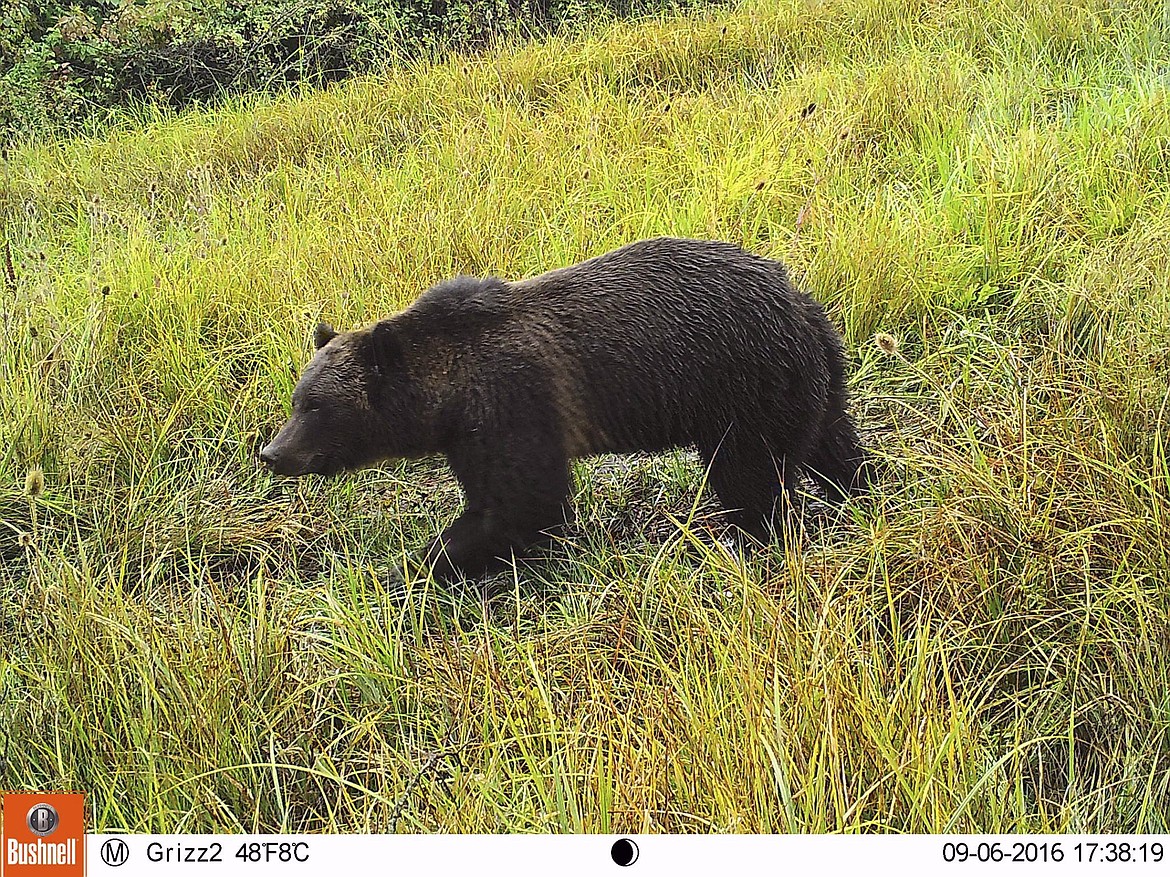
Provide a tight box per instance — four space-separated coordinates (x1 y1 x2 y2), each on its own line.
260 238 870 581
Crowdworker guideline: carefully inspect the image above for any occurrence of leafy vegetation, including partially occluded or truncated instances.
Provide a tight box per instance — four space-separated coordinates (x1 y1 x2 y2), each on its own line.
0 0 704 140
2 0 1170 833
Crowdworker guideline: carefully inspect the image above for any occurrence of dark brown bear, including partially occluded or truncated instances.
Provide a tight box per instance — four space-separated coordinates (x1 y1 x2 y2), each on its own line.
260 238 868 581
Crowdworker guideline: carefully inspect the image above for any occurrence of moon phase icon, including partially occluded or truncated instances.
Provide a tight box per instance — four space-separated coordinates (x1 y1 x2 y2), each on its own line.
610 838 639 866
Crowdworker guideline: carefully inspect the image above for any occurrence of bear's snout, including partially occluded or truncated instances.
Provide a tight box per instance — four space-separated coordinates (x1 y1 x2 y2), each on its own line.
259 425 319 476
258 443 281 470
259 441 317 476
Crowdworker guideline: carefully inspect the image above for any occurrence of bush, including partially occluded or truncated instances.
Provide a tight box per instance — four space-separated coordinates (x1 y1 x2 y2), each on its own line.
0 0 706 140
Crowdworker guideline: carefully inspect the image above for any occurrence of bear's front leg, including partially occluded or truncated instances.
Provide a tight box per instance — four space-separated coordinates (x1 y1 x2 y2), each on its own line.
423 510 510 582
423 504 571 582
423 432 572 582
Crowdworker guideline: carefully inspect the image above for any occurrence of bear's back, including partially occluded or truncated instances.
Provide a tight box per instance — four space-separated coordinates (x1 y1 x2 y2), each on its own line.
521 239 833 454
515 237 797 314
409 238 811 329
400 238 836 456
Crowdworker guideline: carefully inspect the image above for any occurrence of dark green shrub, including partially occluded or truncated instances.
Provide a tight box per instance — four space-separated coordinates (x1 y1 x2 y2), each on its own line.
0 0 708 140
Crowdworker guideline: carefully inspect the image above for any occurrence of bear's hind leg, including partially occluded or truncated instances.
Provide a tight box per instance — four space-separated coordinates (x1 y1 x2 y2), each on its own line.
699 434 790 543
804 407 869 503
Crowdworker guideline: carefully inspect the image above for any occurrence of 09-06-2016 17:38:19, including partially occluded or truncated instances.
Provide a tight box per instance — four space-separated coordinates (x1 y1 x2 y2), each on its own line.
942 840 1164 864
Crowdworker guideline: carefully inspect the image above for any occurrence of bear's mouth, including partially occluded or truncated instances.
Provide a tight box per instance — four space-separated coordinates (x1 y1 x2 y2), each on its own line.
307 457 346 478
260 451 342 478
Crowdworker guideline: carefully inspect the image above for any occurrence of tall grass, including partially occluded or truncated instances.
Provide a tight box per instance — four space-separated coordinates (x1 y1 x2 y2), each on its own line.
2 0 1170 832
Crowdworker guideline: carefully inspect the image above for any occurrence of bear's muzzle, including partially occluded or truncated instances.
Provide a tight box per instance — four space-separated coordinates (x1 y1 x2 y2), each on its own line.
259 421 333 477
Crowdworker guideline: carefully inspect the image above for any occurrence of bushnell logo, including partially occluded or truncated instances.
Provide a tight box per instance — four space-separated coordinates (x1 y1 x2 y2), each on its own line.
25 804 59 839
1 793 85 877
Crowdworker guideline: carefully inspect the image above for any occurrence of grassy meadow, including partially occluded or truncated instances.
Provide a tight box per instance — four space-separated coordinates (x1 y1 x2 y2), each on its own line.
3 0 1170 833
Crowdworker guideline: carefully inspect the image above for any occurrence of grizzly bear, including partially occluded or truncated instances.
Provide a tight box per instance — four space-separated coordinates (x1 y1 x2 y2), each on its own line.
260 238 868 581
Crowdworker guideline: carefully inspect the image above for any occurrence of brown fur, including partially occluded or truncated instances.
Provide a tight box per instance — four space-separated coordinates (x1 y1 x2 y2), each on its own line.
260 238 870 581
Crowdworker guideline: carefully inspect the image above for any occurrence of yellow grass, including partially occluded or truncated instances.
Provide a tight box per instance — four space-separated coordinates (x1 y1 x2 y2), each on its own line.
2 0 1169 832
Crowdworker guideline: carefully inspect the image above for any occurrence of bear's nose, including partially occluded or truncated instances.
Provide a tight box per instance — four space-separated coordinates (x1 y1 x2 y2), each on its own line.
258 445 277 468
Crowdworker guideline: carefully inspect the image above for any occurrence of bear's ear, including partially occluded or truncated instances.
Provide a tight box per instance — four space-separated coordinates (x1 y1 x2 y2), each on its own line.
313 322 337 350
369 320 404 376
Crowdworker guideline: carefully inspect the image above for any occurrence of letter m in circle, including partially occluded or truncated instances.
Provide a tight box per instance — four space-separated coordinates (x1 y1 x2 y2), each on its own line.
101 839 129 867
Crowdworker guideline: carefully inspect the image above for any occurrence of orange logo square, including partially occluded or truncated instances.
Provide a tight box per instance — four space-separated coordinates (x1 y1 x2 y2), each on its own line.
1 794 85 877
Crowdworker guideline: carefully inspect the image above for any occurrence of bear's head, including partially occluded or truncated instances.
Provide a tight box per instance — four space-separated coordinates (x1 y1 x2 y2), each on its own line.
260 320 434 477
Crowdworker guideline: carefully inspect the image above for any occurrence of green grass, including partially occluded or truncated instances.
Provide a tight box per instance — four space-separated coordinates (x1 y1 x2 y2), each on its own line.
3 0 1170 833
